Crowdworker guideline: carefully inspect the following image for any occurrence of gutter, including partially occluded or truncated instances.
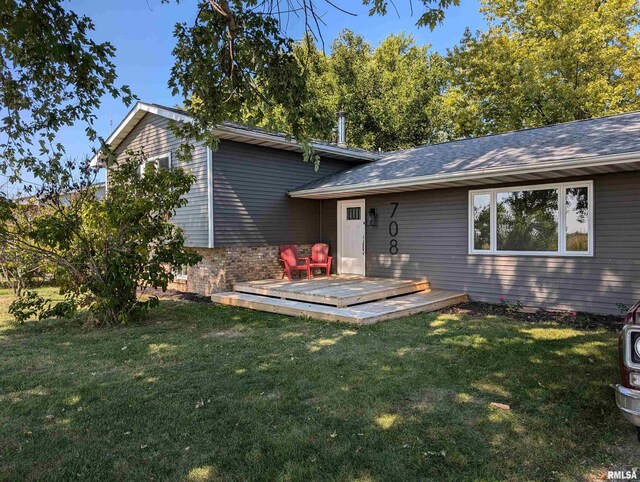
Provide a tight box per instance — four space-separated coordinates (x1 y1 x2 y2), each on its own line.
210 125 378 161
289 150 640 198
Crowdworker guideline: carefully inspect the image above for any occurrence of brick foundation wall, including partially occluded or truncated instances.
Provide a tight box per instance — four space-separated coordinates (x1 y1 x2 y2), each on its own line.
168 244 325 296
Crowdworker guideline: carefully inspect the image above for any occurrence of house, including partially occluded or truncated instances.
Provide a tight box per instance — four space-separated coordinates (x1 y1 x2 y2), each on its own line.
93 102 376 294
14 182 106 204
96 101 640 315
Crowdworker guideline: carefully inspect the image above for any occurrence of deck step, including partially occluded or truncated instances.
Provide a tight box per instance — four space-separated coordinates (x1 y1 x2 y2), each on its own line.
233 277 430 307
211 290 468 325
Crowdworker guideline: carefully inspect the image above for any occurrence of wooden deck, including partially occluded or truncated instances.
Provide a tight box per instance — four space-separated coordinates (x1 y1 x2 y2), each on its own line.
233 276 430 307
212 276 468 325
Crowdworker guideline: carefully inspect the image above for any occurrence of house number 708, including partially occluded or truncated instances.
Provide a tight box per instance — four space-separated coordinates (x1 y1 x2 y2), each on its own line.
389 202 399 255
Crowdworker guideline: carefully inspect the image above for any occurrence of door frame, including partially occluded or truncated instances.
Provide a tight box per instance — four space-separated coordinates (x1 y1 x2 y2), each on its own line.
336 199 366 276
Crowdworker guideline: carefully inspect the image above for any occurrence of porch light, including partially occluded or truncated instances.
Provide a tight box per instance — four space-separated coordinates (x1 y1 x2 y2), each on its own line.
367 208 377 227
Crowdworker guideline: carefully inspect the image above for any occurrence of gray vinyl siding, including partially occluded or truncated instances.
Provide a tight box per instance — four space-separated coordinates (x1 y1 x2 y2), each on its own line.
112 113 209 247
213 140 358 247
323 171 640 314
321 199 339 250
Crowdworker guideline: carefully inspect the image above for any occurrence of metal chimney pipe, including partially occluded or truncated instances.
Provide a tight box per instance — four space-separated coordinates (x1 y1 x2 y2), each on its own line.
336 111 347 148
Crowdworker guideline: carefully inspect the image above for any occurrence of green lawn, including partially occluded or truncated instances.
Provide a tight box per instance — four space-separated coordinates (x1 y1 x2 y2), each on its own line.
0 288 637 481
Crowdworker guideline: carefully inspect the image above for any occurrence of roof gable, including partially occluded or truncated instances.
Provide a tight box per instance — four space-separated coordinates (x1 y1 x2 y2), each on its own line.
91 102 378 165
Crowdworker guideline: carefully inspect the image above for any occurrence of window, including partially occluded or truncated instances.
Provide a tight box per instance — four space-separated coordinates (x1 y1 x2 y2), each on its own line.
497 187 558 252
469 181 593 256
346 207 361 220
172 264 188 280
472 192 491 251
565 186 590 253
139 153 171 176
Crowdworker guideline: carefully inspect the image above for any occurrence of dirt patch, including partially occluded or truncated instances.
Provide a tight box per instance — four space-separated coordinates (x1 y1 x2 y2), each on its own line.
440 301 624 332
139 287 211 303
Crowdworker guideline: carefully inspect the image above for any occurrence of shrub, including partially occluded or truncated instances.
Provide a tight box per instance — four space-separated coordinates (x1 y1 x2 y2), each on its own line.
0 151 202 325
0 201 55 294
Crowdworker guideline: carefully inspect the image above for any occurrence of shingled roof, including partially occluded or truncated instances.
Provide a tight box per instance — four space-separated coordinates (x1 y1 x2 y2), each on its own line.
290 111 640 198
92 101 378 165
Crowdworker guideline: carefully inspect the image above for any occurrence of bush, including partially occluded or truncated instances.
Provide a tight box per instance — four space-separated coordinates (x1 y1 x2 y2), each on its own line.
9 290 76 324
0 151 202 325
0 201 55 294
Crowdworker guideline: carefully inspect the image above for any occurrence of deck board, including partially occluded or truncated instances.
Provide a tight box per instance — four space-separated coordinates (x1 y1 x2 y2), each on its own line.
233 276 430 307
211 290 468 325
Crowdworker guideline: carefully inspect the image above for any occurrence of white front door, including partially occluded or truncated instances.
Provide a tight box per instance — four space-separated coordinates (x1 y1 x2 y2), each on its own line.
338 199 366 275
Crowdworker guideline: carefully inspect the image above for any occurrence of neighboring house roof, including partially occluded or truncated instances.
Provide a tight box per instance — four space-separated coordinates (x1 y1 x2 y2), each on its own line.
91 101 378 165
290 111 640 199
14 182 106 203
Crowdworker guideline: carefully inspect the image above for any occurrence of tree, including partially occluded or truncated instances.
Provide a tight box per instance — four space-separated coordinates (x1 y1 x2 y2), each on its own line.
0 0 134 191
239 31 451 151
445 0 640 137
322 31 451 151
365 32 450 149
2 1 459 178
1 2 204 325
0 154 202 325
167 0 459 165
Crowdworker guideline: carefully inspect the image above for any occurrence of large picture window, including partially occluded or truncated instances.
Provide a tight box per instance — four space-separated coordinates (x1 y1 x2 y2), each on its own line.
469 181 593 256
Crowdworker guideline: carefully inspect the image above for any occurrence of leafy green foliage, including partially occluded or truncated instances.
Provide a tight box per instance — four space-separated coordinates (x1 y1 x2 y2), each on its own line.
166 0 459 165
364 0 460 30
8 289 76 323
0 0 134 189
168 1 331 167
242 31 451 151
7 290 47 323
0 154 202 325
0 201 55 294
210 0 640 153
445 0 640 137
326 31 450 151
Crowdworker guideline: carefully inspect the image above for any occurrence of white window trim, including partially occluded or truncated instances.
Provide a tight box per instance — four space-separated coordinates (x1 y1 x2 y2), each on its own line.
468 180 594 257
172 264 188 280
139 152 172 176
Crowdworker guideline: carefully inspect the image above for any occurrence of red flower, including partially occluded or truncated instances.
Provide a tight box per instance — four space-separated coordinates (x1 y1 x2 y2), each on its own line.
571 311 577 317
499 296 504 302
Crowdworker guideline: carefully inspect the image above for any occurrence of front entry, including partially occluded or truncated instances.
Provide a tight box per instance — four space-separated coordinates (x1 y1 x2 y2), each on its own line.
337 199 366 275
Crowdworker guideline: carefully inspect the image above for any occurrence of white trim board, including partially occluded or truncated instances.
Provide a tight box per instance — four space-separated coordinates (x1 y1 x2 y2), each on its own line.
468 180 594 257
207 146 215 248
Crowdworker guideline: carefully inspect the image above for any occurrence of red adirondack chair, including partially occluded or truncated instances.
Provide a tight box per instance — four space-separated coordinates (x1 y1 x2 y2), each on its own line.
279 245 311 280
310 243 333 277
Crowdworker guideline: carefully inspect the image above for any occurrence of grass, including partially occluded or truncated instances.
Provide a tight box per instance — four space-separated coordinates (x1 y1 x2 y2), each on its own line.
0 288 637 481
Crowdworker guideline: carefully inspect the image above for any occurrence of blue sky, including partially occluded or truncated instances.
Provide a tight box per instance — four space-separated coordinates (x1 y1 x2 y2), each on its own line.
66 0 485 158
4 0 486 192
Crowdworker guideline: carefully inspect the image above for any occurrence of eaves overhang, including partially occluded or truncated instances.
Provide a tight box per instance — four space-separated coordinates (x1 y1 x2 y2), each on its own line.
288 151 640 199
90 102 378 166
